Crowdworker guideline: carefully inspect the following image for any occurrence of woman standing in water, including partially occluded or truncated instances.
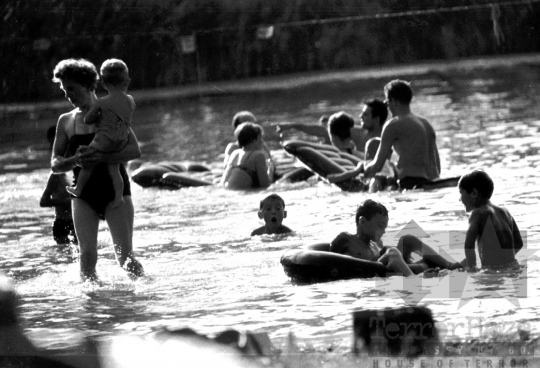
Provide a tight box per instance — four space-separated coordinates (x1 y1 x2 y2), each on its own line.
50 58 144 281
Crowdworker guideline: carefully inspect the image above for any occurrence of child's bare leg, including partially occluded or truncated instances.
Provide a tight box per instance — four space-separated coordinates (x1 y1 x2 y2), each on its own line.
107 163 124 208
66 168 92 197
397 234 455 269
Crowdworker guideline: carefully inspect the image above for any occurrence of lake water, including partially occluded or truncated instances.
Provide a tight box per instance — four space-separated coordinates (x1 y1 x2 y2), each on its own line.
1 56 540 353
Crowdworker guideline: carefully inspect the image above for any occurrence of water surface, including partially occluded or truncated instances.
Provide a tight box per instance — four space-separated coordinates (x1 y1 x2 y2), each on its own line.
1 60 540 351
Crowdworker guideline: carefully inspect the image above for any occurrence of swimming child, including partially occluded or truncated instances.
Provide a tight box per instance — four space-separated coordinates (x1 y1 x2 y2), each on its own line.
330 199 458 276
251 194 293 236
66 58 135 208
457 170 523 271
40 126 78 246
220 122 271 190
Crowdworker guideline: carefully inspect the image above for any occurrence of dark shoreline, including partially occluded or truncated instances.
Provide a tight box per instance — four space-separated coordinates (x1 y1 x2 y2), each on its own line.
2 53 540 114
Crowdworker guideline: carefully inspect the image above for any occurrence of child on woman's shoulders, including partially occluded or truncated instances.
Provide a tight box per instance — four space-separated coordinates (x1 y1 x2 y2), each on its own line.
251 194 293 236
457 170 523 271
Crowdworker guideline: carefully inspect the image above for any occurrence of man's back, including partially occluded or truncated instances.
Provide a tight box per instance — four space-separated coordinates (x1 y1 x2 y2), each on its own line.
384 113 440 180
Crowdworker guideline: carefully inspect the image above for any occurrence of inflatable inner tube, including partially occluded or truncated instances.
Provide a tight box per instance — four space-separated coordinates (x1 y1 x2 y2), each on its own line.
131 161 212 188
281 243 388 284
282 140 365 191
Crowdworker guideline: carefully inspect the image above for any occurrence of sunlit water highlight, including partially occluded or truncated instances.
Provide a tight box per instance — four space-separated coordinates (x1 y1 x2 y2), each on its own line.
1 60 540 351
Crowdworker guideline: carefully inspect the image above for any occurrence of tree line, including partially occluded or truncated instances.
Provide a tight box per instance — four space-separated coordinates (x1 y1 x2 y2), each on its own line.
2 0 539 103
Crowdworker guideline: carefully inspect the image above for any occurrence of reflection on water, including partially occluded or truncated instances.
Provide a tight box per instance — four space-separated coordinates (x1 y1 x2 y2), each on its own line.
1 61 540 351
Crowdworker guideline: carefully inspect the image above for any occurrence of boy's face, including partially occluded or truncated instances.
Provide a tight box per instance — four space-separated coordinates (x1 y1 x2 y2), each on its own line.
358 213 388 242
258 199 286 226
459 187 476 212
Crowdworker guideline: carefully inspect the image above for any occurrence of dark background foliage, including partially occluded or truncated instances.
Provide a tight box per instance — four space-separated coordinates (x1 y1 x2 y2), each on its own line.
1 0 539 103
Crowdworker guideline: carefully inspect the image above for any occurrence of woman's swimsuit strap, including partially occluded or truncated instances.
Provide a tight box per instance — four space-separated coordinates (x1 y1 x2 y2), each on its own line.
67 132 131 220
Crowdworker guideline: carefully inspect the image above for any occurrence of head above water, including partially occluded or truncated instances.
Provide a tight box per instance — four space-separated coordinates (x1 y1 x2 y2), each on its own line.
458 170 494 199
234 122 263 148
355 199 388 225
52 58 99 91
260 193 285 209
364 99 388 127
328 111 355 140
231 111 257 130
384 80 413 105
100 58 130 87
258 193 287 225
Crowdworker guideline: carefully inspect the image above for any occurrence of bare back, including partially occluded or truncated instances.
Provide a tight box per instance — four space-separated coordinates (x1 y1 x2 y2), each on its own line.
381 113 440 180
467 203 523 268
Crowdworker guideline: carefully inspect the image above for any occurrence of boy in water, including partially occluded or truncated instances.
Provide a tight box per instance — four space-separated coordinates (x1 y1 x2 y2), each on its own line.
66 59 135 208
457 170 523 271
40 126 78 246
251 194 293 236
331 199 458 275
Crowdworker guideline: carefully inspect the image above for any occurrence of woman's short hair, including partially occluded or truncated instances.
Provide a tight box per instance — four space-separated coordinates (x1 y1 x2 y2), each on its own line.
52 59 99 91
100 58 130 86
235 122 263 148
328 111 355 140
355 199 388 225
231 111 257 129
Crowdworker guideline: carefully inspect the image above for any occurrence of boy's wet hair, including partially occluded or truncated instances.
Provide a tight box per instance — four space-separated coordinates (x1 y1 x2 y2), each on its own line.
458 170 494 199
52 58 99 91
328 111 355 140
365 99 389 126
235 122 263 148
355 199 388 224
260 193 285 209
100 58 130 86
232 111 257 129
384 80 413 105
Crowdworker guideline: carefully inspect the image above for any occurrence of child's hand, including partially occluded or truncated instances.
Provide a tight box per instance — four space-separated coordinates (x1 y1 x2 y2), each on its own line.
76 146 98 168
448 262 464 270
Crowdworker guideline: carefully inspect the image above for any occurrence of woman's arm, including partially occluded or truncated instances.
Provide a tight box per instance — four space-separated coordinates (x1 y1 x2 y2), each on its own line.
80 126 141 167
51 115 79 174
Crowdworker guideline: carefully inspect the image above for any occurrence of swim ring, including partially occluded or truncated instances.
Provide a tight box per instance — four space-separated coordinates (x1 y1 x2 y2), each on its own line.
131 161 218 188
280 243 389 284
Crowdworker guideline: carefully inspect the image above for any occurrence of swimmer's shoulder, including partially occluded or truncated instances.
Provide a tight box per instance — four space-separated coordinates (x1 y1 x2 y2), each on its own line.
330 232 356 252
278 225 293 234
251 226 266 236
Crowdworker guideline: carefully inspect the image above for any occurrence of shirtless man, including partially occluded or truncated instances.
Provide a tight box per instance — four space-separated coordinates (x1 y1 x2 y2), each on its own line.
364 80 441 190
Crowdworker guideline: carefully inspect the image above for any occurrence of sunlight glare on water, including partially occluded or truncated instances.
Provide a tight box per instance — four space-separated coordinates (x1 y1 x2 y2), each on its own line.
1 61 540 351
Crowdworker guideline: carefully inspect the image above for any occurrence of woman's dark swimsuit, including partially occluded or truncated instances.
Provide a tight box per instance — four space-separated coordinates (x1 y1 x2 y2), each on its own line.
232 151 260 188
67 133 131 220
